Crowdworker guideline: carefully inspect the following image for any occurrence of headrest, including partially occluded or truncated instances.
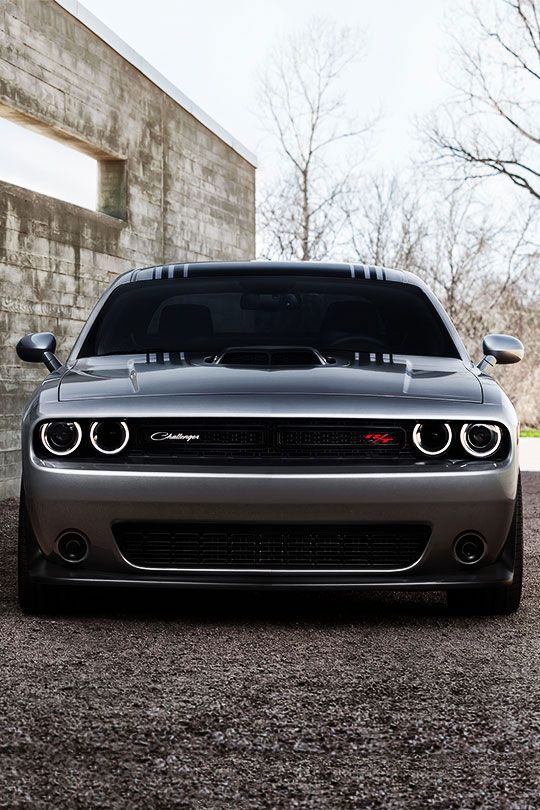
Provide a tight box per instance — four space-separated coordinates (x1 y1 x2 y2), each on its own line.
321 300 381 334
158 304 213 345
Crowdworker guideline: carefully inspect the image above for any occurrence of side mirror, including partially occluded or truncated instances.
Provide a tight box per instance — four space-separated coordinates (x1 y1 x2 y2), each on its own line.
478 333 524 373
16 332 62 372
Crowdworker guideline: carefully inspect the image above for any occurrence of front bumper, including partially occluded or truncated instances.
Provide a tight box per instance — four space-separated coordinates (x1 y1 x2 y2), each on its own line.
24 455 520 591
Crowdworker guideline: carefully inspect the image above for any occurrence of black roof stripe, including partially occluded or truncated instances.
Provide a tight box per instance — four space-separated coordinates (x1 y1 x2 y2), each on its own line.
119 262 397 285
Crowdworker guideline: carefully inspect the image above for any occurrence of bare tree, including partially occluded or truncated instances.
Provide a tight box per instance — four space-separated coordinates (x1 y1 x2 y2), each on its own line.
343 176 427 274
258 18 375 260
256 13 539 424
425 0 540 201
347 175 540 424
349 177 535 333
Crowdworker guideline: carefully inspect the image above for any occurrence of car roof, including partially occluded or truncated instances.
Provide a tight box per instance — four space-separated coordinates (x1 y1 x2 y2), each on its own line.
110 260 423 289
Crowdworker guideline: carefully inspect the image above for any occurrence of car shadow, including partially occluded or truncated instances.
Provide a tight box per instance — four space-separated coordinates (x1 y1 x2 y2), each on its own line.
40 585 453 626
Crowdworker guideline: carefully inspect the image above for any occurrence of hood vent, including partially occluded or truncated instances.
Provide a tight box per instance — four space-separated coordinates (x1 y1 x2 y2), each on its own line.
212 347 329 367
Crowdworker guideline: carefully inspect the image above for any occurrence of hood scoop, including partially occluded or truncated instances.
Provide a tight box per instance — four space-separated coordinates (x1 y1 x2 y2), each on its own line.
208 347 332 367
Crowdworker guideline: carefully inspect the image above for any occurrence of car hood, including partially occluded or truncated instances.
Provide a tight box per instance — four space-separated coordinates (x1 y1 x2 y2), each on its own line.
58 355 483 403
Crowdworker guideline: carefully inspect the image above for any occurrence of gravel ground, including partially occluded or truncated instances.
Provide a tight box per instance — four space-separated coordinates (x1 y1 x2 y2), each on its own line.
0 475 539 809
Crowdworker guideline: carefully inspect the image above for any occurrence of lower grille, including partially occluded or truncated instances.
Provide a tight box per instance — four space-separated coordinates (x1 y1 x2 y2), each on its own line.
113 523 431 571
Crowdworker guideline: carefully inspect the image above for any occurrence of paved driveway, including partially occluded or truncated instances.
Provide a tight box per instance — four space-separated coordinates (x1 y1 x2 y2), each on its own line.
0 474 539 809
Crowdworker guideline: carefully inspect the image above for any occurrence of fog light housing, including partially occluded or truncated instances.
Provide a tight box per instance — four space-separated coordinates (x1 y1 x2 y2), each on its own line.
412 422 452 456
460 423 502 458
57 531 89 564
454 533 486 565
40 421 82 456
90 420 129 455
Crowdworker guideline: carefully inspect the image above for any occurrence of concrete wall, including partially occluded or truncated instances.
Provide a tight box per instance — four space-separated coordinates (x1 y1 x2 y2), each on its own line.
0 0 256 498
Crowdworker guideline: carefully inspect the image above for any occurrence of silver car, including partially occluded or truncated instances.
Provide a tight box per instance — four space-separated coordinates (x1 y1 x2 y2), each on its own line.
16 261 524 615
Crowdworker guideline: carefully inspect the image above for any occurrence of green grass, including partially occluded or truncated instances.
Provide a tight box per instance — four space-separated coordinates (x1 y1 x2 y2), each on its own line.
521 428 540 438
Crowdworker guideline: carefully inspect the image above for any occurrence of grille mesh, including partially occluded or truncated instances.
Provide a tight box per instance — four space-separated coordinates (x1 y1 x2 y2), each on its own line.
114 522 431 570
129 419 412 463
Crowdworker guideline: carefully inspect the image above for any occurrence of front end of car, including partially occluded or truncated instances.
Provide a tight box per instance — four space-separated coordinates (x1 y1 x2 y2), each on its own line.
22 388 520 595
16 262 524 614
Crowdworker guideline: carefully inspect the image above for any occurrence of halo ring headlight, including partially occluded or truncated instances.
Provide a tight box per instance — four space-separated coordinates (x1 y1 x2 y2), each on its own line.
412 422 452 456
40 421 82 456
460 423 502 458
90 420 129 455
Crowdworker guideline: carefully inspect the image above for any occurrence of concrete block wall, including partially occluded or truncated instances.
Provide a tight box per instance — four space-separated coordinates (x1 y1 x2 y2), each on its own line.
0 0 256 498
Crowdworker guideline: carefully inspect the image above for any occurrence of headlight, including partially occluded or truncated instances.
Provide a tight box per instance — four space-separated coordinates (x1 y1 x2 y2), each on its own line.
40 421 82 456
460 423 502 458
90 420 129 454
412 422 452 456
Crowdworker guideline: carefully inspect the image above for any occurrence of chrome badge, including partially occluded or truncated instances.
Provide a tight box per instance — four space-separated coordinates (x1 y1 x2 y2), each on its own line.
150 432 201 442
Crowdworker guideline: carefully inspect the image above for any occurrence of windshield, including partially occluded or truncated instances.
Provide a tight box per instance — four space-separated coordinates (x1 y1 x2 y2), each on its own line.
79 276 459 359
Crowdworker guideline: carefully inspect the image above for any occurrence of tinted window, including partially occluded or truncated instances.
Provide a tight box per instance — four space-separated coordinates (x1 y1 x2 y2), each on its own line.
80 277 459 358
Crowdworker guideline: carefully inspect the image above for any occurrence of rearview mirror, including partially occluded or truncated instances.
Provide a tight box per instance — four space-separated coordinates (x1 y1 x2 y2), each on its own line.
478 333 524 373
16 332 62 372
240 293 301 312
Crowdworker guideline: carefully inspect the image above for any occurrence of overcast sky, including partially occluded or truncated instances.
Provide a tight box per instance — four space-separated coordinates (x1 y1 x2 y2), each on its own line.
0 0 454 210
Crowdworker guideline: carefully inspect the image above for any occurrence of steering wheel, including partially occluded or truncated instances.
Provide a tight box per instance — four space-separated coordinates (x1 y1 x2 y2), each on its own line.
329 335 391 352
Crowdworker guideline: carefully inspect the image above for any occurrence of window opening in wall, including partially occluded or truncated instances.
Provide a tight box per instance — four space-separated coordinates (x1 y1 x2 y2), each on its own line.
0 117 97 211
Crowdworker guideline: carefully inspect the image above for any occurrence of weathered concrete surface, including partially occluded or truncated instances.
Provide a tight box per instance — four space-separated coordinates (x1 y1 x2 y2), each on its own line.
0 0 256 498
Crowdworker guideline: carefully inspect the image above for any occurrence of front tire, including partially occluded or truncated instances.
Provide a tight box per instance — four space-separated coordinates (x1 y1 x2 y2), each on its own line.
18 488 57 615
447 476 523 616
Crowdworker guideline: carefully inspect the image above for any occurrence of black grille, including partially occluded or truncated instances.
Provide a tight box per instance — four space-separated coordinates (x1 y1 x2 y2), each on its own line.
114 522 431 570
128 418 413 464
